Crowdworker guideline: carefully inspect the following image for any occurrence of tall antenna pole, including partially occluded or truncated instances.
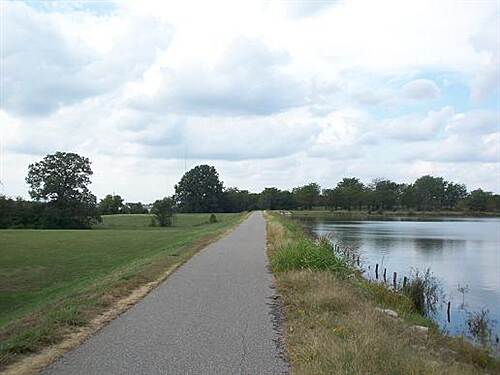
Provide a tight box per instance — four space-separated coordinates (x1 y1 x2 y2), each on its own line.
184 143 187 173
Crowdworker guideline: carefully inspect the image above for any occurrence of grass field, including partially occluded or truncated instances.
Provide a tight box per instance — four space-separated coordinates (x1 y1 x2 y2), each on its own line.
0 213 243 369
266 213 499 374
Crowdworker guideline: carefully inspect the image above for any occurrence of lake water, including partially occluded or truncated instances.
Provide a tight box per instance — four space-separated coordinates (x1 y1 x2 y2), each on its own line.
299 216 500 346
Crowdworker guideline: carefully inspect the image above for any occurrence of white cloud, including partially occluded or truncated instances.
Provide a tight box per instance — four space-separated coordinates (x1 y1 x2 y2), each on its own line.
1 0 499 200
469 11 500 101
1 2 172 116
446 110 498 134
427 133 498 163
129 38 306 116
401 79 440 100
284 0 338 18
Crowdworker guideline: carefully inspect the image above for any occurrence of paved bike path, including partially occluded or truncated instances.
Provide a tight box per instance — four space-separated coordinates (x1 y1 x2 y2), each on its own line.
44 212 288 374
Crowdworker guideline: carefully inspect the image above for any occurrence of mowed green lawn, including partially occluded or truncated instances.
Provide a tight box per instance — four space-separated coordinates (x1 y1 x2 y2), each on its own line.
0 213 243 365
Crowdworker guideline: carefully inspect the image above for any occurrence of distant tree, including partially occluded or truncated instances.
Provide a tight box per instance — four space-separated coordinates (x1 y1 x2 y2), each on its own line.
26 152 98 228
152 197 175 227
98 194 124 215
334 178 365 210
487 194 500 211
465 189 491 211
247 193 261 210
369 179 401 211
175 165 224 213
400 184 416 209
322 188 337 210
223 188 252 212
258 188 280 210
443 182 467 209
293 183 320 209
275 190 298 210
0 195 15 228
413 175 446 211
124 202 148 214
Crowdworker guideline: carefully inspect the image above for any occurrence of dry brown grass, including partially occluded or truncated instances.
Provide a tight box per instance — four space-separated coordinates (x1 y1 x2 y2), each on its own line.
266 213 499 375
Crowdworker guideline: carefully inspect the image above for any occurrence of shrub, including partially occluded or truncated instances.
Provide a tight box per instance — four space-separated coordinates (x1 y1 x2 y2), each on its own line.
151 197 174 227
467 309 494 346
209 213 218 223
403 268 441 316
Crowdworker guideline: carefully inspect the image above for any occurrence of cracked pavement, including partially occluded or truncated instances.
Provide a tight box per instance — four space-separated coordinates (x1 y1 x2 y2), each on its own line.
43 212 288 375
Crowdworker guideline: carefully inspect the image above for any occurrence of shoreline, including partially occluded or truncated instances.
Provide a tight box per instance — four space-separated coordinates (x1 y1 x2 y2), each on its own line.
266 212 500 374
289 209 500 219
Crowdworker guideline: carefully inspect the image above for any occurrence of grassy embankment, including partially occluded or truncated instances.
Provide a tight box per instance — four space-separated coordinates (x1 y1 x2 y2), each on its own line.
0 213 244 371
266 212 500 374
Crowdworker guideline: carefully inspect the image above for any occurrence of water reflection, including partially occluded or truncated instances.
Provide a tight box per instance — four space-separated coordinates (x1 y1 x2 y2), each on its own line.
300 216 500 346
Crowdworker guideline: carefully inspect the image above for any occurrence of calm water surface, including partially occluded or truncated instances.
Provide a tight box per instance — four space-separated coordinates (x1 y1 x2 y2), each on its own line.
300 216 500 344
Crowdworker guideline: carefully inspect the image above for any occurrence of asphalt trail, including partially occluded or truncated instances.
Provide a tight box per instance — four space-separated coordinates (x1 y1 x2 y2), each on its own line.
43 212 288 374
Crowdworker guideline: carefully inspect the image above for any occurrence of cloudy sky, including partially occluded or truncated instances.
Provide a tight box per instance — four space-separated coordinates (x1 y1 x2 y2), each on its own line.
1 0 499 201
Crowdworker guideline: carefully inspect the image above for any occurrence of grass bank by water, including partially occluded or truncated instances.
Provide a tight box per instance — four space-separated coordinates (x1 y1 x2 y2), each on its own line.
266 212 499 374
0 213 244 371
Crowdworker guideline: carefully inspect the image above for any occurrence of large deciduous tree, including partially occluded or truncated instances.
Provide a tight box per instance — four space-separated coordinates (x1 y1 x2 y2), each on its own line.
174 165 224 213
25 152 99 228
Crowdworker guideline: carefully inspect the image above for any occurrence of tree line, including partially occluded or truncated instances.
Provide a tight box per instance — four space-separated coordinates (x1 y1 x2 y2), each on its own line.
0 152 498 229
171 165 499 214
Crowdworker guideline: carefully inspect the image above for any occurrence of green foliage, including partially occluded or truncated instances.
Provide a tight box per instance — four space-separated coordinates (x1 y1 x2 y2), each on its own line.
465 189 494 211
222 187 258 212
209 213 218 223
271 237 348 275
24 152 99 228
444 182 467 208
151 197 175 227
403 268 442 316
26 152 93 204
0 195 99 229
466 309 493 346
413 175 446 210
175 165 224 213
293 183 320 209
258 187 298 210
98 194 124 215
322 188 336 210
122 202 148 214
333 177 366 210
369 179 401 210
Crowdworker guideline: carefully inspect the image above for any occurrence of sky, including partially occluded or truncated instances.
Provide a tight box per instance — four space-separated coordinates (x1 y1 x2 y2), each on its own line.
0 0 499 202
